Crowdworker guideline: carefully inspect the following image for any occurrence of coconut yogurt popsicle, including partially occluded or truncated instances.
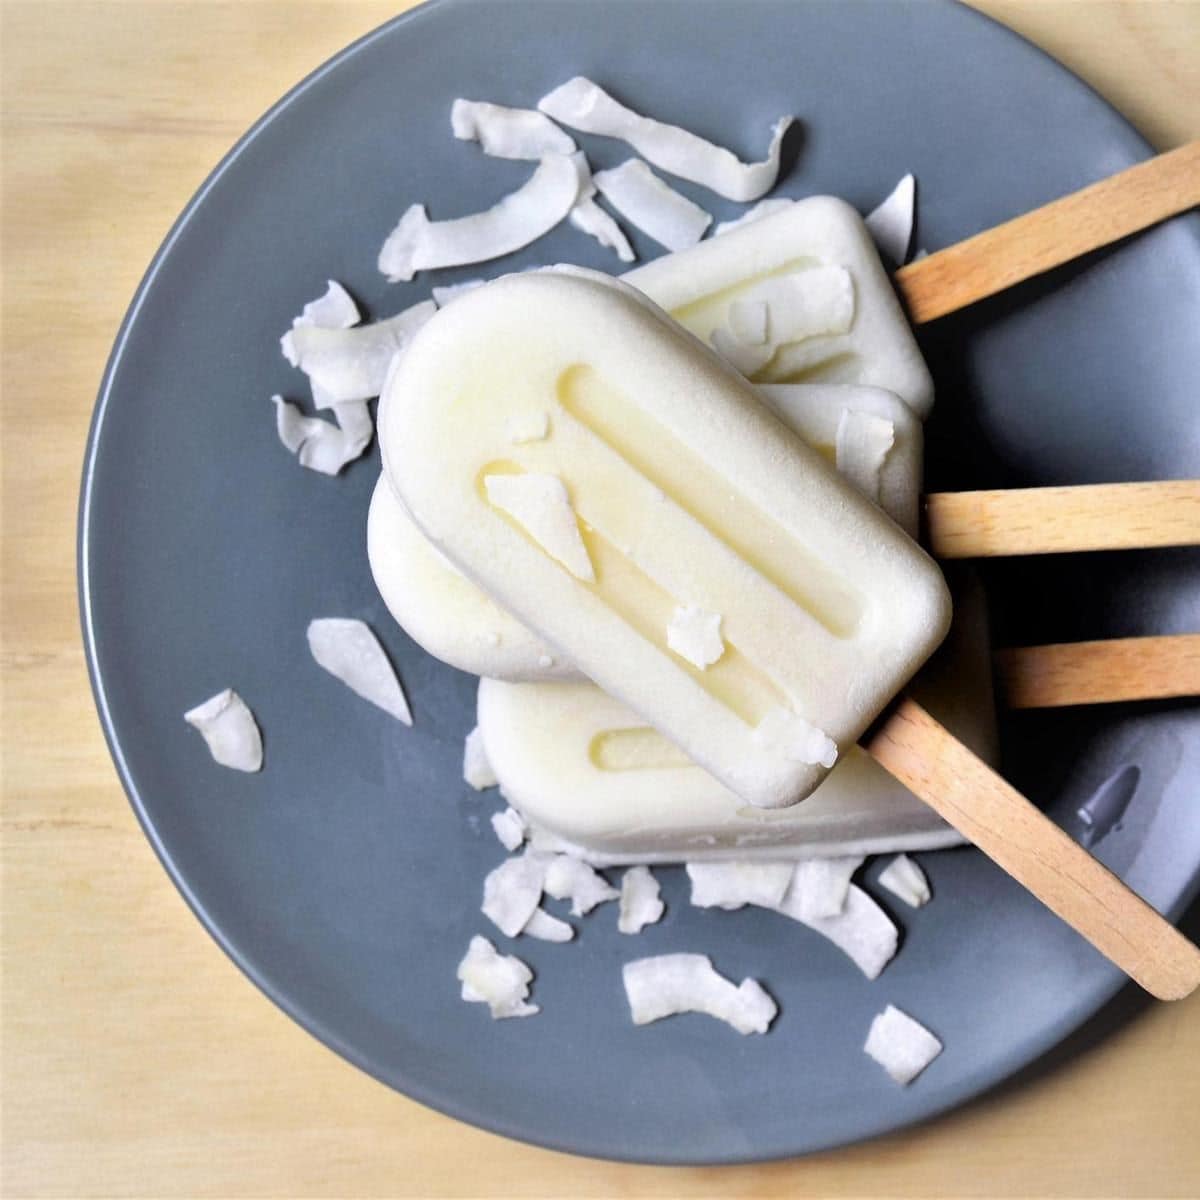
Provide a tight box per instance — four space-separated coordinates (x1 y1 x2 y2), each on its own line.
379 271 950 808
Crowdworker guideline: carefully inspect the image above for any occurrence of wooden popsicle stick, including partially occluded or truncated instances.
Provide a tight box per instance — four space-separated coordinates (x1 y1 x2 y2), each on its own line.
865 697 1200 1001
896 140 1200 324
925 480 1200 559
997 634 1200 709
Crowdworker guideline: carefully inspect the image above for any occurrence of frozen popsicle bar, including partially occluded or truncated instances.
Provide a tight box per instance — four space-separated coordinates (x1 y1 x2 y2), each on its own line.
380 271 950 808
368 383 921 680
477 572 996 864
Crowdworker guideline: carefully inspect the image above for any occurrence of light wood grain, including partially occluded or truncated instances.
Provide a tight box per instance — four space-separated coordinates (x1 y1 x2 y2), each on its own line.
926 480 1200 558
3 2 1200 1198
897 140 1200 323
866 699 1200 1001
997 634 1200 709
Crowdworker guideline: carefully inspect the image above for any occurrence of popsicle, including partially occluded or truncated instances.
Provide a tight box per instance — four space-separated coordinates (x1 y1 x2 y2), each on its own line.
379 270 950 808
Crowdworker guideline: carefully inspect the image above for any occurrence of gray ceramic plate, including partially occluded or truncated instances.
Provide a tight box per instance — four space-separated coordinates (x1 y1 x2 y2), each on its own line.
80 0 1200 1164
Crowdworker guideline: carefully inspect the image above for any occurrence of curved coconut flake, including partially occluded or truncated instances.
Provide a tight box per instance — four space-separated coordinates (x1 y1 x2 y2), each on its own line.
714 197 795 236
457 935 539 1019
787 855 865 920
835 409 895 505
306 618 412 725
753 706 838 769
864 1005 942 1084
569 195 636 262
622 954 777 1035
482 853 547 937
377 155 579 282
619 866 665 934
183 688 263 773
666 604 724 669
463 725 498 790
523 906 575 942
538 77 793 202
543 854 618 916
686 861 794 910
280 279 360 366
592 159 712 252
272 396 372 476
741 266 856 345
709 326 774 376
491 806 527 852
451 98 577 160
772 883 898 980
483 473 594 581
864 174 916 265
878 853 931 908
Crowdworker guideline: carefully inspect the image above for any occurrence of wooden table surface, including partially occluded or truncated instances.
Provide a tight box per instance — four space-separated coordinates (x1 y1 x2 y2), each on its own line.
3 2 1198 1196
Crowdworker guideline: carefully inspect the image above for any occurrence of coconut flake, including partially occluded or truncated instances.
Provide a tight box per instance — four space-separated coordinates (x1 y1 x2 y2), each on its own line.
864 1005 942 1084
622 954 777 1035
457 935 539 1019
491 806 528 852
451 98 577 159
280 279 360 366
619 866 665 934
666 604 724 669
482 852 548 937
836 409 895 505
483 473 594 581
772 883 898 980
592 159 712 252
714 197 795 235
306 618 412 725
538 77 793 202
569 196 636 262
787 855 865 920
864 174 916 265
378 155 579 282
432 278 486 305
709 326 775 376
753 707 838 769
743 266 856 344
463 725 497 790
878 854 931 908
272 396 373 476
506 410 550 444
727 299 769 345
686 861 795 910
522 906 574 942
183 688 263 772
543 854 618 916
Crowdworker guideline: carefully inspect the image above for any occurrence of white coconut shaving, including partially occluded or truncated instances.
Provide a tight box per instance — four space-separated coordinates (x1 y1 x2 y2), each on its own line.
622 954 777 1035
864 173 916 265
727 299 769 345
457 935 539 1019
592 159 712 251
772 883 898 980
878 854 931 908
272 396 373 476
619 866 665 934
431 278 486 306
742 266 855 344
538 77 793 202
753 707 838 769
287 299 437 404
451 98 577 160
835 409 895 505
306 618 412 725
506 410 550 443
542 854 618 916
666 604 724 669
183 688 263 773
491 806 527 852
714 197 795 235
482 852 548 937
378 154 579 282
864 1005 942 1084
280 279 360 366
568 196 636 262
686 860 795 910
709 326 774 376
483 473 594 581
463 725 497 790
522 906 574 943
787 855 865 920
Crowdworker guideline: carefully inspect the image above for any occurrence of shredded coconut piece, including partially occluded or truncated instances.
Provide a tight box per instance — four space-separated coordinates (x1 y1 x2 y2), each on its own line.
709 326 774 376
727 299 769 345
864 174 916 265
878 854 931 908
714 197 795 235
686 861 795 910
836 409 895 505
451 98 577 159
753 707 838 768
593 159 712 251
619 866 665 934
280 279 360 365
272 396 373 475
183 688 262 772
543 855 618 916
482 852 548 937
787 855 865 920
463 725 497 790
522 906 574 942
538 77 793 202
457 935 538 1018
741 266 855 344
622 954 777 1034
306 618 412 725
666 604 724 669
491 806 527 852
483 473 594 581
569 195 636 262
378 155 579 282
864 1005 942 1084
432 278 486 306
506 410 550 443
772 883 898 980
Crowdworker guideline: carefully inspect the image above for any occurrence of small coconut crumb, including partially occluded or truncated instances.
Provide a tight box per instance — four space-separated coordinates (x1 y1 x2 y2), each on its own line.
506 410 550 444
786 855 865 920
864 174 916 265
491 806 527 852
619 866 665 934
666 604 724 669
622 954 777 1035
709 326 775 376
272 396 373 476
878 854 931 908
836 409 895 505
451 98 577 160
306 618 412 725
457 935 539 1019
482 852 548 937
864 1005 942 1084
714 197 795 235
432 278 486 306
183 688 262 773
543 854 618 916
522 906 574 943
727 299 769 345
484 473 595 582
463 726 498 790
772 883 898 980
592 158 712 252
536 654 554 669
686 860 795 910
753 707 838 769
